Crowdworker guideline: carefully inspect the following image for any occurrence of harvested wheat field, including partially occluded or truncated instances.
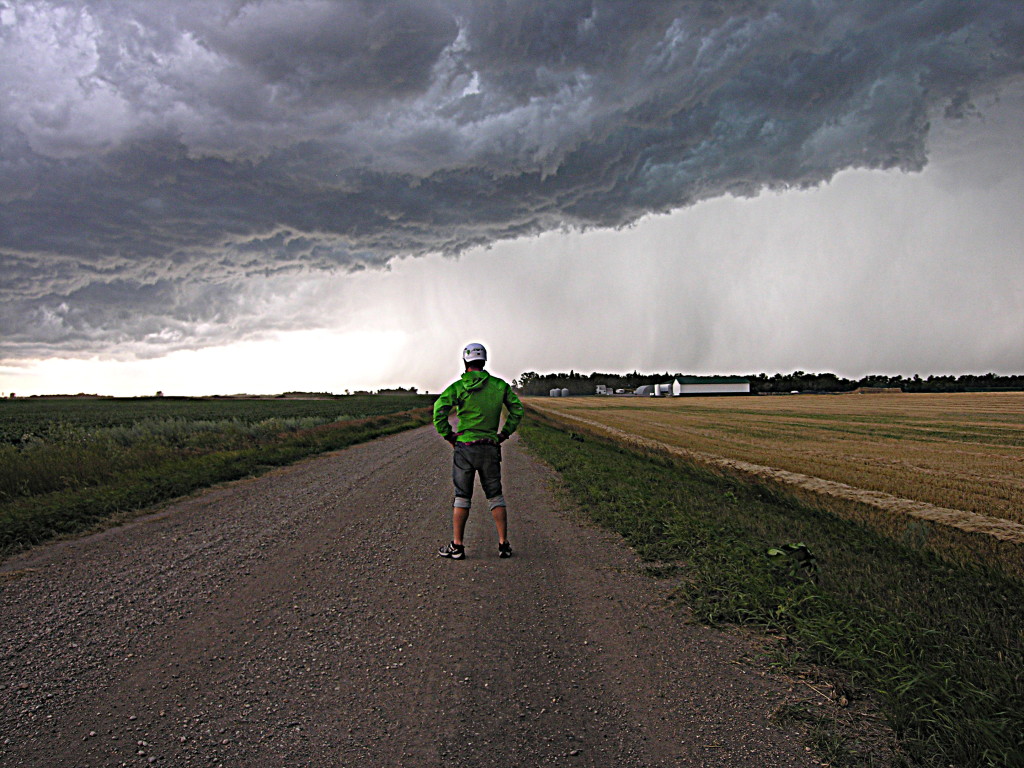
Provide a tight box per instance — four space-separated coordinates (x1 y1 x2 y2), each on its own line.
529 392 1024 538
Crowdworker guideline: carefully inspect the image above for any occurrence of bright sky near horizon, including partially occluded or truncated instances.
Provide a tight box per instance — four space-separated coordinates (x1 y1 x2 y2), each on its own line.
1 1 1022 397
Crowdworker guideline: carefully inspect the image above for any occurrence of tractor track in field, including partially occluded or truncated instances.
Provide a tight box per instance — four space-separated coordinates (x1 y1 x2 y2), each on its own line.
1 426 831 767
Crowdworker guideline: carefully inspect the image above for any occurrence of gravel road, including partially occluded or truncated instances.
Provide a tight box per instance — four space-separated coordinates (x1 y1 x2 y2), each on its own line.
1 427 822 767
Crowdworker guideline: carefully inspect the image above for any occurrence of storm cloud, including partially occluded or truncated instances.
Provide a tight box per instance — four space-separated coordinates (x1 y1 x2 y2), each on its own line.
1 0 1022 358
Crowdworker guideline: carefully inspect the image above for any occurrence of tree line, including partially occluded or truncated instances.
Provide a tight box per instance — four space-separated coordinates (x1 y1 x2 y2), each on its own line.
514 370 1024 396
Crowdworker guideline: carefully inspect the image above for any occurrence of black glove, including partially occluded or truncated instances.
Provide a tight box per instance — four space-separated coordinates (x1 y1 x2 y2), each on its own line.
444 434 457 446
498 431 509 443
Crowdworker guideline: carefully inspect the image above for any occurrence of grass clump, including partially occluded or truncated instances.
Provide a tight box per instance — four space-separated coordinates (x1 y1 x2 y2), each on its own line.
520 413 1024 768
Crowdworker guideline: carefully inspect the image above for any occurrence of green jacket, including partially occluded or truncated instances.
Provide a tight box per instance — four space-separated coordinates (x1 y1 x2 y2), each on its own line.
433 370 524 443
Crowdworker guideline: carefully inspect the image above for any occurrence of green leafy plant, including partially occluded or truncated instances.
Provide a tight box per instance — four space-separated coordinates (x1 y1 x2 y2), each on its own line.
767 542 819 581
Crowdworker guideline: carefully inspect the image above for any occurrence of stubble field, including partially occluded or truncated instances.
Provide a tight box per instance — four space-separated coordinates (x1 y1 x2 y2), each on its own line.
529 392 1024 526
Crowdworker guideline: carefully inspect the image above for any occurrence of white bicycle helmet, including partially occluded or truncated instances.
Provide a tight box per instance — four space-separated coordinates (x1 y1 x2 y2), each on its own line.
462 343 487 363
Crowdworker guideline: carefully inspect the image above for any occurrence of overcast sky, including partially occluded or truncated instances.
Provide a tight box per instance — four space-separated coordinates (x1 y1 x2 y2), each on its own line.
1 1 1022 396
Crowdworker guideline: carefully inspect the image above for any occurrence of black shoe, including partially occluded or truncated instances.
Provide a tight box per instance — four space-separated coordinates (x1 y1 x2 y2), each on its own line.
498 540 512 558
438 541 465 560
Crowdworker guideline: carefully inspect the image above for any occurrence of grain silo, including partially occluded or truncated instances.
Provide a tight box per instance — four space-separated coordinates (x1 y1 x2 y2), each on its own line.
560 388 570 397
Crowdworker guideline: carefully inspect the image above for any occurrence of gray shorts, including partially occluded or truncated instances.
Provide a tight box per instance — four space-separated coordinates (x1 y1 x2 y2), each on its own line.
452 442 505 510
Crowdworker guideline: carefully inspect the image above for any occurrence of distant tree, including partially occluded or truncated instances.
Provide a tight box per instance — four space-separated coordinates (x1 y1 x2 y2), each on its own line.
378 386 418 395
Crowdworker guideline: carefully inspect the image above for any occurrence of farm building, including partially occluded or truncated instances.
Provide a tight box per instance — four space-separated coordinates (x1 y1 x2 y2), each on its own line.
672 376 750 395
636 377 750 396
634 383 672 396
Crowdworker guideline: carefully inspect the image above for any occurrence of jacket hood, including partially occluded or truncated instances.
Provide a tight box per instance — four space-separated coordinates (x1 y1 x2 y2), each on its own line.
460 369 490 392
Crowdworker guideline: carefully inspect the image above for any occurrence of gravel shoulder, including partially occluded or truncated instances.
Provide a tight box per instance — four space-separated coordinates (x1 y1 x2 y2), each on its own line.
1 427 822 767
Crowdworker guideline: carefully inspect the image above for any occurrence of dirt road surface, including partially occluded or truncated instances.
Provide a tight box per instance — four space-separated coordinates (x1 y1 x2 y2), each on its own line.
1 427 823 767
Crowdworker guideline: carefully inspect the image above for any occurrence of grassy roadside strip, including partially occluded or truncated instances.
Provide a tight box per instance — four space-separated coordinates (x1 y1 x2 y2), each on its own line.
0 408 431 558
519 410 1024 768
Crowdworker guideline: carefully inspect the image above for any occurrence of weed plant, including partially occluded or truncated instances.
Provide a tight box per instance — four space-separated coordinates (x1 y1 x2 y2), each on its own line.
520 414 1024 768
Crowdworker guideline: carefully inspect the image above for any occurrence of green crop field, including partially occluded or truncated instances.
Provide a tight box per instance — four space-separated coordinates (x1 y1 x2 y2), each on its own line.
0 395 433 555
0 395 427 444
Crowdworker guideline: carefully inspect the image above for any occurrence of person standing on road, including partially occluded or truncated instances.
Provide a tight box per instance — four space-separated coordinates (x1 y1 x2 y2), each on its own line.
433 343 524 560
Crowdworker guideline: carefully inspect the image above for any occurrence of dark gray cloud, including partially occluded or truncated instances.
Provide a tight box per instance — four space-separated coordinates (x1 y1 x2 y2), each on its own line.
1 0 1022 358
